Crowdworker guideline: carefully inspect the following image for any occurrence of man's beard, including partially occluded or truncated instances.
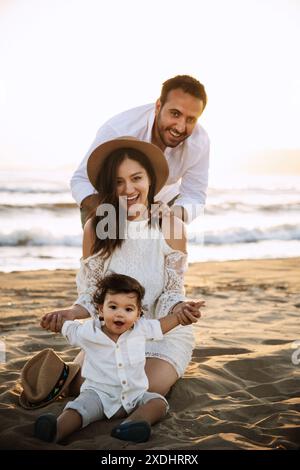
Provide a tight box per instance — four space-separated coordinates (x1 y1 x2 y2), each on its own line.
157 112 187 148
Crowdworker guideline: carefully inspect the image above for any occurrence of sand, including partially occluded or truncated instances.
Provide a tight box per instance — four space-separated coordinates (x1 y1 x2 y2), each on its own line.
0 258 299 450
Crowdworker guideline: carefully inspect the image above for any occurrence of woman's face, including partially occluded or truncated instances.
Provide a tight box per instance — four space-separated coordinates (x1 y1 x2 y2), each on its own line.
116 157 151 217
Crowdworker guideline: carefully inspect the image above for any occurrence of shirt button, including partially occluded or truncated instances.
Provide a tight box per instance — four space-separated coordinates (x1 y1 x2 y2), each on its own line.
116 345 119 349
122 380 126 385
121 396 125 400
118 363 123 368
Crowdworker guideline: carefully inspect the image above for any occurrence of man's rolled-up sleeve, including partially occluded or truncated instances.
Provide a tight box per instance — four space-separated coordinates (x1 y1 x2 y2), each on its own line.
70 124 119 206
173 134 210 223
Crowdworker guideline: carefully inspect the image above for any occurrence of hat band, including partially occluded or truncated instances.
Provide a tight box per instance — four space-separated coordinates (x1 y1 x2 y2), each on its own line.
27 363 69 407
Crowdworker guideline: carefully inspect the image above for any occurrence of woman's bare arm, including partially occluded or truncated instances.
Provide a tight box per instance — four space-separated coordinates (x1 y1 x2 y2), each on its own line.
41 218 97 333
40 304 90 333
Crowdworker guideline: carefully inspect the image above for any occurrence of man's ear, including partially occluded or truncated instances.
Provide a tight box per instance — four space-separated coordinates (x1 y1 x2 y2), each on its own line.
155 98 161 115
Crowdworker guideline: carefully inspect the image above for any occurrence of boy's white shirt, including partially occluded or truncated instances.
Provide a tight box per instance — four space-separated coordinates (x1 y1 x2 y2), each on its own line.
70 103 210 223
62 317 163 418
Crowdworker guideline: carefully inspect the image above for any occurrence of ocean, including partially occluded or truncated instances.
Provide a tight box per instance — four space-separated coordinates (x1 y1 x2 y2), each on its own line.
1 170 300 272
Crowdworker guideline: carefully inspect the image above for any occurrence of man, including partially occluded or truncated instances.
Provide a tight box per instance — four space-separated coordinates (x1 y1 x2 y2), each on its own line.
71 75 209 225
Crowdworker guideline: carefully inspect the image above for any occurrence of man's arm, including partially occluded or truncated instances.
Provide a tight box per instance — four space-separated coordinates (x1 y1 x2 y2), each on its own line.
170 205 189 223
80 194 99 211
70 124 118 207
172 133 210 224
70 159 96 208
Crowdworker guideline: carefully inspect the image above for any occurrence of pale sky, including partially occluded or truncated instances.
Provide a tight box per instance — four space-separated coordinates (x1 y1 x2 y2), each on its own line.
0 0 300 176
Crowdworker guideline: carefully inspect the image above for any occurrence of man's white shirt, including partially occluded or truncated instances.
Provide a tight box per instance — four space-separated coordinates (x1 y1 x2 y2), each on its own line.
62 317 163 418
70 104 210 223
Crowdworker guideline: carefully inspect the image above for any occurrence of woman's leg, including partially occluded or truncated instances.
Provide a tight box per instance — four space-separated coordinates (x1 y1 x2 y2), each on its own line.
145 358 178 396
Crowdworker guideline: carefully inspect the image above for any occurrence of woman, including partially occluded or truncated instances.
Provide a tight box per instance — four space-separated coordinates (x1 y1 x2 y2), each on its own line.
41 137 203 397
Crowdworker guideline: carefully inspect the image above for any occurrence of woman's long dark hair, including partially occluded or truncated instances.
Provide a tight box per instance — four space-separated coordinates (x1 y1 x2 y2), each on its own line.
91 148 157 258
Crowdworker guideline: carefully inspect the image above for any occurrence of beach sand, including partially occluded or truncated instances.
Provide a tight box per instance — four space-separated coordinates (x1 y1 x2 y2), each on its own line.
0 258 299 450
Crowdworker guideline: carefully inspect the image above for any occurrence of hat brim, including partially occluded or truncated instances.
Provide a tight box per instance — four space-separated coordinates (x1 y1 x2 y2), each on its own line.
87 138 169 196
19 362 80 410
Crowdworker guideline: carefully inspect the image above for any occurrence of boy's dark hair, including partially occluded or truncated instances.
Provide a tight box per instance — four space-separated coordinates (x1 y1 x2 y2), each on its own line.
93 273 145 311
160 75 207 109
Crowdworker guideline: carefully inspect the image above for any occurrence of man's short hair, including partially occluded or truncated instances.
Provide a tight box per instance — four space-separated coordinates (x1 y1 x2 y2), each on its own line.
93 273 145 310
160 75 207 109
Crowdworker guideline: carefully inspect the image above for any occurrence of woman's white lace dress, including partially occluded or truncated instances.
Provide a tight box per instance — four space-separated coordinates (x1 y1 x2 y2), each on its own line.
75 218 195 376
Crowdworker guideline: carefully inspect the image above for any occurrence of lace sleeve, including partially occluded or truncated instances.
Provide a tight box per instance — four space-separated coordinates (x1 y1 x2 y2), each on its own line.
75 255 108 320
154 251 187 319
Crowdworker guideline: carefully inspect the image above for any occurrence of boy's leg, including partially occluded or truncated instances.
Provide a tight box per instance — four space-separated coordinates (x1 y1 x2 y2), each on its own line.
110 395 168 443
58 389 105 441
34 409 82 443
123 397 167 425
56 408 82 442
35 389 104 443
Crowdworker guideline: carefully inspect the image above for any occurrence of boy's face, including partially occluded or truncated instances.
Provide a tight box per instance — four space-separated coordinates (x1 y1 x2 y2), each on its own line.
99 291 140 337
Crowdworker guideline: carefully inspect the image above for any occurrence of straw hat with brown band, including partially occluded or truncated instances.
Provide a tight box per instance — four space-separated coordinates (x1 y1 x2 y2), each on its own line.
87 136 169 196
19 348 80 409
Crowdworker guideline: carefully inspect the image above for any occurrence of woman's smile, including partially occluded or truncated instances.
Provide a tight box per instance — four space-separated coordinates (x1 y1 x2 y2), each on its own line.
117 158 151 216
125 194 140 205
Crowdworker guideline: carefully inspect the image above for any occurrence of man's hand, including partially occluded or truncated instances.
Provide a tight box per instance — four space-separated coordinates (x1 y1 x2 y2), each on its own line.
170 205 188 223
150 201 171 219
150 202 188 223
80 194 99 212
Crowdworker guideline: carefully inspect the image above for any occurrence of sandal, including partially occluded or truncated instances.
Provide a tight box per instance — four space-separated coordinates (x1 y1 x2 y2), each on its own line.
111 420 151 443
34 413 57 442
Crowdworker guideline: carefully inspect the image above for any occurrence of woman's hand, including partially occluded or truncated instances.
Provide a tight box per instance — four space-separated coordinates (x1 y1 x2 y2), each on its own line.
40 308 77 333
172 300 205 325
